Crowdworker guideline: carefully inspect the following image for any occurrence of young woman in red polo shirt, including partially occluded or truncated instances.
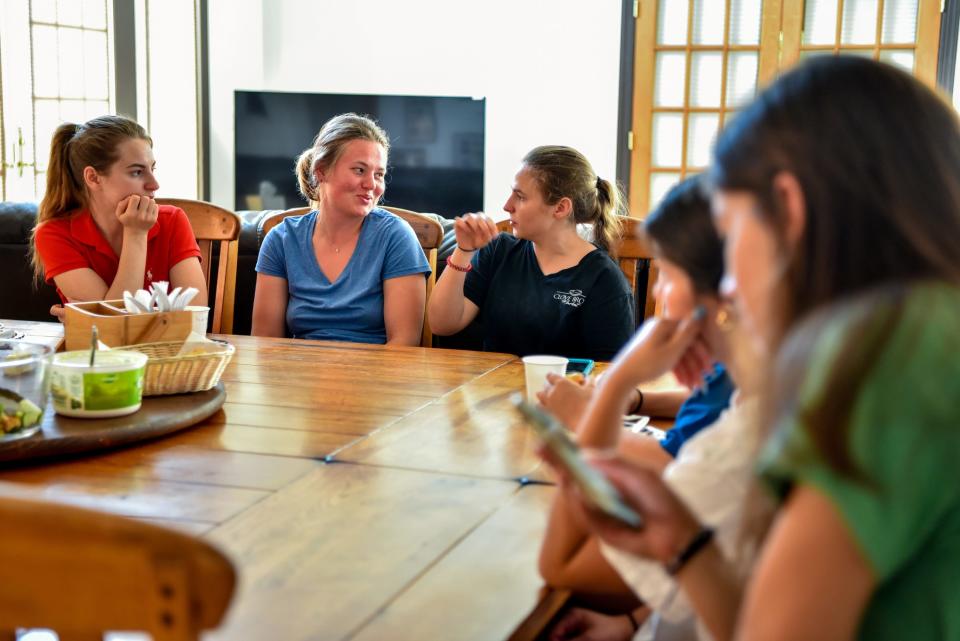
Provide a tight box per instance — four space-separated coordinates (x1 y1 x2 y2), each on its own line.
31 115 207 317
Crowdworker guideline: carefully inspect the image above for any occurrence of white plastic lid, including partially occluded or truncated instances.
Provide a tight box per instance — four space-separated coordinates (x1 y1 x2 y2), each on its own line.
53 349 148 372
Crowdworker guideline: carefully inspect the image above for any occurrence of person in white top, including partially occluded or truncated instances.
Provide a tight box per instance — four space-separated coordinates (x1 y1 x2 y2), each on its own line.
599 395 759 641
539 176 761 641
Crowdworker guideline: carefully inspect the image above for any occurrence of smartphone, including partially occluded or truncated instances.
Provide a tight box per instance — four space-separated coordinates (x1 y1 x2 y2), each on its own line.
566 358 595 377
512 394 643 528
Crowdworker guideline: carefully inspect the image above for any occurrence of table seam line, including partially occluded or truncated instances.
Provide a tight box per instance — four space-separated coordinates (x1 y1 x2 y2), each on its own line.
338 484 524 641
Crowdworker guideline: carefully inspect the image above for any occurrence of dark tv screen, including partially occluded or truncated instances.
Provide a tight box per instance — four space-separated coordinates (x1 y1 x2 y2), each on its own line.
234 91 485 218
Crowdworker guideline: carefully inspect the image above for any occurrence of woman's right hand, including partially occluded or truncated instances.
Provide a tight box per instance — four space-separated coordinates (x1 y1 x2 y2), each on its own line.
453 213 498 252
670 334 715 391
115 195 159 233
568 454 702 565
601 312 706 396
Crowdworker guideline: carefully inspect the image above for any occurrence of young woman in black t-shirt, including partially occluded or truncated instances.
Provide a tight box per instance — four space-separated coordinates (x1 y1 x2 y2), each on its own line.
428 146 634 360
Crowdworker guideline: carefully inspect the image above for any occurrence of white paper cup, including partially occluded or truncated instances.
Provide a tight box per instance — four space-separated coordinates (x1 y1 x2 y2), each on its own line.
186 305 210 335
522 355 569 402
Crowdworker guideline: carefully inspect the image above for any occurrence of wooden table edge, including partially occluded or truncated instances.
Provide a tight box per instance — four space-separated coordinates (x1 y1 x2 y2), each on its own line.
506 587 572 641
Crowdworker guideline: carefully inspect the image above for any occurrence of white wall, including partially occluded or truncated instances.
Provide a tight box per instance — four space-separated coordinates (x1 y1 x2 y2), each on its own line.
208 0 623 213
144 0 200 198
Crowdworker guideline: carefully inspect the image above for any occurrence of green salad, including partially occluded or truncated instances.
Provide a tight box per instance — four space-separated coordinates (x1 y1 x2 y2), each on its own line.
0 388 43 435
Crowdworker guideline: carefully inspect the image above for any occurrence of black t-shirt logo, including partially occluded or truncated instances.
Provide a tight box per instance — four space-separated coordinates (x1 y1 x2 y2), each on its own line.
553 289 586 308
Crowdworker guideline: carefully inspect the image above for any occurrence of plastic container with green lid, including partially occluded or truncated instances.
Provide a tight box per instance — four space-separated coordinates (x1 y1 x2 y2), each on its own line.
49 350 148 418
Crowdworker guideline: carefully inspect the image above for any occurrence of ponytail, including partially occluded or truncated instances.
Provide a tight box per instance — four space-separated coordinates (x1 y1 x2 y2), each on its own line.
593 176 625 256
38 123 85 224
31 115 151 283
295 147 318 208
521 145 626 255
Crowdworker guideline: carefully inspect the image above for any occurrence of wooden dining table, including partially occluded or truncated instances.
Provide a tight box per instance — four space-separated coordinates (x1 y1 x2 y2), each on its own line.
0 319 65 352
0 321 570 640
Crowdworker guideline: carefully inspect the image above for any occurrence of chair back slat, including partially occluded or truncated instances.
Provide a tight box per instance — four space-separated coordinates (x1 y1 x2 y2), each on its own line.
157 198 241 334
612 217 658 325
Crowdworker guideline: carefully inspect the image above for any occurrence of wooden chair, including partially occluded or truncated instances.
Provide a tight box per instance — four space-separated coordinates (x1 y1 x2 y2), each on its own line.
611 217 658 324
260 205 444 347
157 198 242 334
495 217 658 325
0 495 235 641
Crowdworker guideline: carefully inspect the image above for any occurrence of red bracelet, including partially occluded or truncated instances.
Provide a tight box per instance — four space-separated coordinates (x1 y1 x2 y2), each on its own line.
445 255 473 273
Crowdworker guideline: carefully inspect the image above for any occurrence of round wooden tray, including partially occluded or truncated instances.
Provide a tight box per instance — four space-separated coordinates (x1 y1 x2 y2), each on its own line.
0 383 225 464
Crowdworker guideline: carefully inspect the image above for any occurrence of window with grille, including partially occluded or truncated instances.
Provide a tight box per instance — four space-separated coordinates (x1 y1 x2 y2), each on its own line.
629 0 942 215
784 0 937 80
0 0 201 202
0 0 114 201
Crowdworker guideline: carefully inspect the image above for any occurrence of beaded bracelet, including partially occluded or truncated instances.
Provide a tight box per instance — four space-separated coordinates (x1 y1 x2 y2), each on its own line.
445 255 473 273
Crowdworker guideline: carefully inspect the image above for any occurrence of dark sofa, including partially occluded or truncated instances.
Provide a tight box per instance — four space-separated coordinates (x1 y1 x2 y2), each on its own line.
0 202 61 321
0 201 480 346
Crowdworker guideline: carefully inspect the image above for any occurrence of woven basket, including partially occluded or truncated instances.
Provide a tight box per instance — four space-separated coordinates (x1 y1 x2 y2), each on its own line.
124 340 235 396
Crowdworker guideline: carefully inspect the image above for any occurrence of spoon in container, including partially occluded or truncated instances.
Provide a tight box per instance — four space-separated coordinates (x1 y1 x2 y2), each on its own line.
89 325 99 367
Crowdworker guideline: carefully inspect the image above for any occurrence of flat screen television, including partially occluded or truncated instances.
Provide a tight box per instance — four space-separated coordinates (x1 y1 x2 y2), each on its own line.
234 91 485 218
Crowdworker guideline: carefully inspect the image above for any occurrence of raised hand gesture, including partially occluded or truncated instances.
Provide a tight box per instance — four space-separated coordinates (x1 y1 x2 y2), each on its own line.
453 212 499 252
603 310 708 394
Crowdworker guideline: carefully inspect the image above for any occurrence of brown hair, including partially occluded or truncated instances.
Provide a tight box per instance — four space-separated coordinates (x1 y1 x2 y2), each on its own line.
31 115 152 281
769 286 906 481
711 56 960 478
643 174 723 295
521 146 625 255
295 113 390 208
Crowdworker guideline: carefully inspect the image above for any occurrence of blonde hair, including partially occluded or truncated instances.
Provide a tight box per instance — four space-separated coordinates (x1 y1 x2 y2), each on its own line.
521 145 625 255
31 115 152 281
295 113 390 207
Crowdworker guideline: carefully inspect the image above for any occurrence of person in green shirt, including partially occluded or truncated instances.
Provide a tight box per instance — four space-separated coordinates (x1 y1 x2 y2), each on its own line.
760 282 960 641
547 55 960 641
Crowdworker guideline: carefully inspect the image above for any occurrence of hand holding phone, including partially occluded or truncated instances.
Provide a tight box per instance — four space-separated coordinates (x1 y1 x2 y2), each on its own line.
512 394 643 528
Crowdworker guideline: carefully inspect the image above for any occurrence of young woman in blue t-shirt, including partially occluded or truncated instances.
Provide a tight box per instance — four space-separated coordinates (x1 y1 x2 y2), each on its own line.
428 145 634 360
252 113 430 345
